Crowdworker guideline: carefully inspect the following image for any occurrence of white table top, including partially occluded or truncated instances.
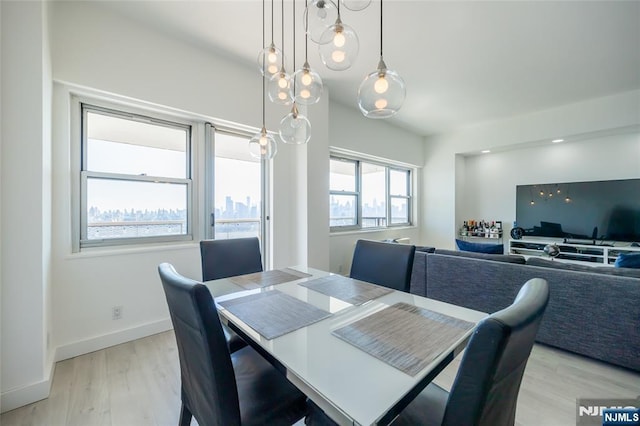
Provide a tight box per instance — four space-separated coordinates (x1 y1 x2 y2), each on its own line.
206 267 487 426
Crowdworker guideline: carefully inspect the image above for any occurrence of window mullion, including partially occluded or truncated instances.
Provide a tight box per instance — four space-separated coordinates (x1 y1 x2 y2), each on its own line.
356 160 362 229
385 167 391 227
84 171 189 185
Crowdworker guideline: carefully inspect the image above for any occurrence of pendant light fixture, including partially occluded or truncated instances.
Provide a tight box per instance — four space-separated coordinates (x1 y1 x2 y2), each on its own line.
268 0 293 104
342 0 371 11
294 0 323 105
257 0 284 78
250 0 277 159
280 0 311 145
357 0 405 118
304 0 338 43
318 0 359 71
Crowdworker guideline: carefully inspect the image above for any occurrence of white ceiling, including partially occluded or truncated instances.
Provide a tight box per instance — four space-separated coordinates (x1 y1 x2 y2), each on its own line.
94 0 640 136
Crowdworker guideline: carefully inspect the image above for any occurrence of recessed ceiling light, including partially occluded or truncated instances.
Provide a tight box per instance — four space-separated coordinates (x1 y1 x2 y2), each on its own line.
481 150 491 154
552 139 564 143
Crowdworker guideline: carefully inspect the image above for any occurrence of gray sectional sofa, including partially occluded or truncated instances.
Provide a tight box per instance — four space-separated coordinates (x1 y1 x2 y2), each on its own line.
409 248 640 372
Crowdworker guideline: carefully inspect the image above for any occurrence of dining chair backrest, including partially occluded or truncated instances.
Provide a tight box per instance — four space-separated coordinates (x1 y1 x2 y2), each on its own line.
158 263 241 425
200 237 263 282
442 278 550 426
350 239 416 292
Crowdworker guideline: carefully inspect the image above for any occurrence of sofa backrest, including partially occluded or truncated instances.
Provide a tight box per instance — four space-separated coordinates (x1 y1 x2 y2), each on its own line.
434 248 526 264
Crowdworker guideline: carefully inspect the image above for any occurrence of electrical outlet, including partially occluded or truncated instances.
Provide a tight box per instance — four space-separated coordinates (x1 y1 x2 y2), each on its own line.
112 306 123 320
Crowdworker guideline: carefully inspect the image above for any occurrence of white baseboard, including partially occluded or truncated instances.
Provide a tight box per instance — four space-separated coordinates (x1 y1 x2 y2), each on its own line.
1 319 173 413
1 352 56 414
55 318 173 362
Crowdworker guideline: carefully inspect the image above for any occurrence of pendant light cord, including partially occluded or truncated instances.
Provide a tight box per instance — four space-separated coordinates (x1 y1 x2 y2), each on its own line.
292 0 296 94
281 0 285 67
380 0 383 58
270 0 275 44
305 0 309 62
262 0 266 127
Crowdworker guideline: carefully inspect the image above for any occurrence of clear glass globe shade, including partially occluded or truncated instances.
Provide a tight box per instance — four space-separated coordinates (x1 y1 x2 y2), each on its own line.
304 0 338 43
358 67 406 119
249 131 277 159
293 66 323 105
267 71 293 105
341 0 371 11
318 23 359 71
279 111 311 145
257 44 284 77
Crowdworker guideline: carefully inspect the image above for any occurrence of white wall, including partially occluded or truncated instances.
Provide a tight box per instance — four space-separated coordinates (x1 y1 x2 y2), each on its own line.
44 0 422 359
43 0 414 381
1 0 53 412
48 0 318 361
459 131 640 236
329 102 424 166
328 103 425 273
423 90 640 249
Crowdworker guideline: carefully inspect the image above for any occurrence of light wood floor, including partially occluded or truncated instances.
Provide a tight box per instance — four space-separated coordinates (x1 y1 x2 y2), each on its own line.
2 330 639 426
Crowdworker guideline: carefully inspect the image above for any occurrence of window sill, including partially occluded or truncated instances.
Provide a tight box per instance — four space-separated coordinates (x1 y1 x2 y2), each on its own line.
330 225 418 237
66 241 199 260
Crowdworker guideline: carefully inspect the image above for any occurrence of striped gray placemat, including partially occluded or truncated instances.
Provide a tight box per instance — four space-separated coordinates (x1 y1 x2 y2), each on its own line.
229 268 312 289
299 274 393 305
219 289 331 340
332 302 475 376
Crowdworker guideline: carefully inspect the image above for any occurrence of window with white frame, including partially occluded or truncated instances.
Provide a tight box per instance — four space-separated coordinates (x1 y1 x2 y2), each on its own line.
330 155 412 230
80 104 193 248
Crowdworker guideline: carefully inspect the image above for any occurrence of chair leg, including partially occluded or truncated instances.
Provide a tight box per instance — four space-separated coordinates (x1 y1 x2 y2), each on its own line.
179 403 192 426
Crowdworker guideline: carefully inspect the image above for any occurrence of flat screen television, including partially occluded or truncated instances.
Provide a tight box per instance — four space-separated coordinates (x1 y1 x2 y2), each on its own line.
515 179 640 243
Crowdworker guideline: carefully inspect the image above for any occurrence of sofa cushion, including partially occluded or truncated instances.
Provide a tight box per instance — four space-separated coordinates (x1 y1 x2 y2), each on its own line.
434 249 526 264
526 257 640 278
614 252 640 269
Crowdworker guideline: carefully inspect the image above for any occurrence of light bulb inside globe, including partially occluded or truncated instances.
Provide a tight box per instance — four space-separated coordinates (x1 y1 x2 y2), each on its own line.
268 64 278 74
267 49 278 64
374 98 388 109
259 135 268 146
301 72 313 86
300 89 311 99
333 31 346 47
374 75 388 94
278 92 287 100
278 75 288 89
332 50 346 63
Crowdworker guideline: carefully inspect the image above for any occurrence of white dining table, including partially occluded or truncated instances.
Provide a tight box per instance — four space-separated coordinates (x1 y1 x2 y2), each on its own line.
205 266 487 426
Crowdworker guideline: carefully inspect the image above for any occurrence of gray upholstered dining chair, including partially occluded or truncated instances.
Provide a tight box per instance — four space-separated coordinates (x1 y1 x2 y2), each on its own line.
349 239 416 292
200 237 263 281
305 278 550 426
200 237 263 353
158 263 307 426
